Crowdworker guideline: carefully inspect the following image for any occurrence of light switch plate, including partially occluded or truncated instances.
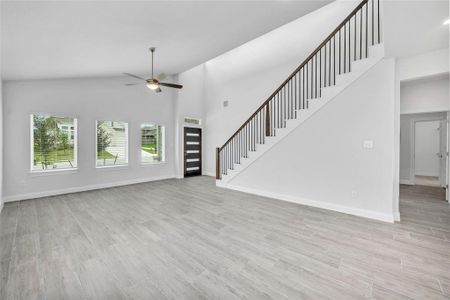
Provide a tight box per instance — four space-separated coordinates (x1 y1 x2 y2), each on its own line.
363 140 373 149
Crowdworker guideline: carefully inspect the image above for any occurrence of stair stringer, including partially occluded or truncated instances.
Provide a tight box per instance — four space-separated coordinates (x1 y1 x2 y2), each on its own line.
216 43 385 187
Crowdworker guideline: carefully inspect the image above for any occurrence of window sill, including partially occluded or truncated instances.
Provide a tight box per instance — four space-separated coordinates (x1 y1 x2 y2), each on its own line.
141 161 166 166
29 168 79 176
95 164 129 170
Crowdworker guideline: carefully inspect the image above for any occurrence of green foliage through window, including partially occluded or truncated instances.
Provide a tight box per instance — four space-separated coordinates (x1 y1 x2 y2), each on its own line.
32 115 76 171
141 124 164 163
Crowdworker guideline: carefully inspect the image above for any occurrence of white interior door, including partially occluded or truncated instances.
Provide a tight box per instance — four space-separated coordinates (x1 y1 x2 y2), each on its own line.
414 120 441 177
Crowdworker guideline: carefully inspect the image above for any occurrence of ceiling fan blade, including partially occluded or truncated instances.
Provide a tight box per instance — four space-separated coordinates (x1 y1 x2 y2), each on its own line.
155 73 166 81
159 82 183 89
124 83 139 86
123 73 146 81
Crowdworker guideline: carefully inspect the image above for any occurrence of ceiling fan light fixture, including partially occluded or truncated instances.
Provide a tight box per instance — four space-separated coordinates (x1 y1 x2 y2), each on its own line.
146 82 159 90
124 47 182 92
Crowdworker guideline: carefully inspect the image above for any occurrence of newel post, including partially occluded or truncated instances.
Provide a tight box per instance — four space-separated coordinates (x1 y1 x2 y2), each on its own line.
216 147 220 180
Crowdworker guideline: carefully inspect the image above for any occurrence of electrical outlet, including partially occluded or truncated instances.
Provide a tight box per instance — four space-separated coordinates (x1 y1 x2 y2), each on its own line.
351 190 357 197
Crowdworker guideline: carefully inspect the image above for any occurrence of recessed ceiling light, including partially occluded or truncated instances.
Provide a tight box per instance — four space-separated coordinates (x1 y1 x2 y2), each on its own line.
444 19 450 25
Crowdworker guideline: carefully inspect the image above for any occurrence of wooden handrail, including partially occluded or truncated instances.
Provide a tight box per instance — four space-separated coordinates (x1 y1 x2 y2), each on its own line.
216 0 382 180
219 0 368 151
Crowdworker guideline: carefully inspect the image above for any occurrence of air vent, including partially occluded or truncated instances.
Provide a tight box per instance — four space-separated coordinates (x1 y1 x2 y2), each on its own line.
184 117 201 125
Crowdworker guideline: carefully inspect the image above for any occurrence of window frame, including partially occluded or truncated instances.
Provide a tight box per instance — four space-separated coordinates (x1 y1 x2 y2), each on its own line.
95 120 129 169
30 114 78 173
140 123 166 165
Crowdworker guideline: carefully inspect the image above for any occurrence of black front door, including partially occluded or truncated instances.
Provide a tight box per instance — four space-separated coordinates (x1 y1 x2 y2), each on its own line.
184 127 202 177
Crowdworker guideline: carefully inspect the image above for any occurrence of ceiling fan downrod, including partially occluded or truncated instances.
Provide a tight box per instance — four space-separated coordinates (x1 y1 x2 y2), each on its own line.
150 47 156 79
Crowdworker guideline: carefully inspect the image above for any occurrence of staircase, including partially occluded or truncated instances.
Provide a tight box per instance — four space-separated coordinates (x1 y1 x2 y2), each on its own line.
216 0 384 185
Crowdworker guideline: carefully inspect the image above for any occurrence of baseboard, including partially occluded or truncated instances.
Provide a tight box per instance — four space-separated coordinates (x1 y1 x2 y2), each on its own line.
400 179 414 185
414 172 439 177
0 202 3 215
3 174 176 203
202 171 215 177
219 182 395 223
393 212 401 222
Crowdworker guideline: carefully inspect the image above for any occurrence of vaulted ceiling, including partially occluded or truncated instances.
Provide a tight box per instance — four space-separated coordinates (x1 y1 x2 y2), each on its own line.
2 1 447 81
1 1 331 80
383 0 448 58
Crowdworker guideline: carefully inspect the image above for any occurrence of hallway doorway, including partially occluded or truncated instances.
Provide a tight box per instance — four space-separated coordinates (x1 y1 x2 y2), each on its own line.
400 112 448 201
399 74 449 203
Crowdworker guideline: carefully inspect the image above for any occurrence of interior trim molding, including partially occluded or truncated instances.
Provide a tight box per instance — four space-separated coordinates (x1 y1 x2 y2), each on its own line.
218 182 395 223
414 172 440 177
0 202 3 215
202 171 215 177
400 179 414 185
3 174 176 203
393 211 401 222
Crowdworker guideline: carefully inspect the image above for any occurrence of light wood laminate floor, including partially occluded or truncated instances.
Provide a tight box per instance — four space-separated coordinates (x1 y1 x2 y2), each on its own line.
1 177 449 299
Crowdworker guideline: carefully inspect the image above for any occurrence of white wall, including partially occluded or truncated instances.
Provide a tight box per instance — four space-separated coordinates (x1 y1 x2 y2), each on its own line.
392 58 401 221
227 59 397 222
3 76 176 201
397 48 449 82
400 76 449 114
177 0 359 176
400 112 447 184
0 2 3 211
174 66 205 178
0 76 2 211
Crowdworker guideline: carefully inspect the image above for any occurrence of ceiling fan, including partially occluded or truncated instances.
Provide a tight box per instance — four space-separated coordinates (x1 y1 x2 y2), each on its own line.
124 47 183 93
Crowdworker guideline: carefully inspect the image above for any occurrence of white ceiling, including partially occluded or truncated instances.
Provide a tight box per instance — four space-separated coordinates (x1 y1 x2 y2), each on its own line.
3 1 448 81
384 0 449 58
1 1 331 80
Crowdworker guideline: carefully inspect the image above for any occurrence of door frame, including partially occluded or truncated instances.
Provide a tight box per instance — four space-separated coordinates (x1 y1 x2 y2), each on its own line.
446 112 449 202
183 127 202 177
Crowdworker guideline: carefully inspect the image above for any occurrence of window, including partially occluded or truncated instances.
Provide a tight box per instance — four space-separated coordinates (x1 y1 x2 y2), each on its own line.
96 120 128 167
31 114 77 171
184 117 201 125
141 123 165 163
